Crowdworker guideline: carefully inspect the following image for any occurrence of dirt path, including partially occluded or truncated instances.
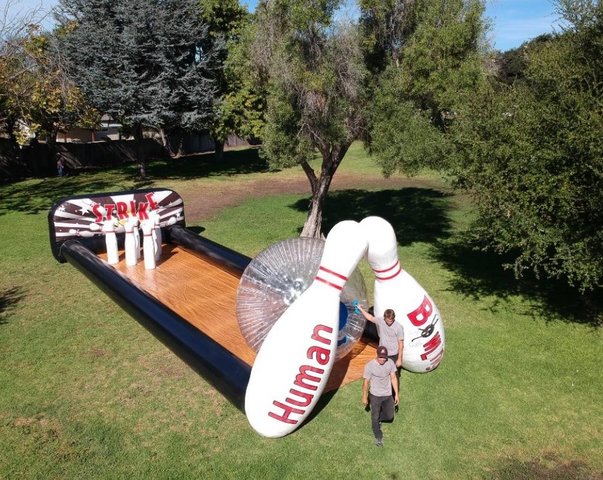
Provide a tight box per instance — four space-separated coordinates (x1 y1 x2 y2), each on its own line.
180 171 446 223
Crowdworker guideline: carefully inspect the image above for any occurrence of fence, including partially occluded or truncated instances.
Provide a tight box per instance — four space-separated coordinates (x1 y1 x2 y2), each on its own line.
0 138 166 180
0 132 254 180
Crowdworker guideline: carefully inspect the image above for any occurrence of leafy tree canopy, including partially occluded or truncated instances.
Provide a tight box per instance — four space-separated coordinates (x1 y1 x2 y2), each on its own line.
246 0 367 237
362 0 487 176
450 0 602 292
198 0 254 155
1 20 96 144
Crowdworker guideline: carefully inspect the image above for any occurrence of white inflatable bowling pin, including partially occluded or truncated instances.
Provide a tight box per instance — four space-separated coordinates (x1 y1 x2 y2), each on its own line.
102 220 119 265
141 220 156 270
124 220 138 266
150 211 162 262
360 216 445 373
245 221 368 438
132 216 141 261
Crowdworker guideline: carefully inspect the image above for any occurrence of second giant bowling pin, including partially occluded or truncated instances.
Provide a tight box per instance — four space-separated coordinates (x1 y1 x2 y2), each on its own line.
245 221 368 438
360 216 445 373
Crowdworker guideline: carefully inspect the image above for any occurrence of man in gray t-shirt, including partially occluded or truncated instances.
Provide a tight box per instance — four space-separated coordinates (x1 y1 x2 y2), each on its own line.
362 346 399 447
358 305 404 369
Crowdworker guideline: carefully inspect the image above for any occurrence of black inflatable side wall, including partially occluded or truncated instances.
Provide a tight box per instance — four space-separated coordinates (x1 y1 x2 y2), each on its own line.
60 238 251 410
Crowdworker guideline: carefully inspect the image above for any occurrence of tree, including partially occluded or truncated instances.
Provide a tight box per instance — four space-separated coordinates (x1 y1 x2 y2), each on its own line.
361 0 487 176
198 0 250 160
56 0 217 175
494 34 553 85
216 7 267 151
450 0 602 292
0 2 95 145
247 0 367 237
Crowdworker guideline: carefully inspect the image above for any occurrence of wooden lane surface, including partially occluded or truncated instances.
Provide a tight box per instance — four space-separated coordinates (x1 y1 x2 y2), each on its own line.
105 243 378 391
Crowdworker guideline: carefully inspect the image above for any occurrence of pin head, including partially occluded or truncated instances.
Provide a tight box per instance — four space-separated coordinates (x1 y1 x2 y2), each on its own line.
359 216 399 271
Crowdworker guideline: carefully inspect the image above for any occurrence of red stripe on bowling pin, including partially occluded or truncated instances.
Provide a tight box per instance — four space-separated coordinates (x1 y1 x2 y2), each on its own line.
372 260 402 280
315 265 348 291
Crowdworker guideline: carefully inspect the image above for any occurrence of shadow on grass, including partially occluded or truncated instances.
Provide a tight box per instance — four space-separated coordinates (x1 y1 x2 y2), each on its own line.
291 188 455 245
301 389 338 429
145 148 269 180
488 455 601 480
432 234 602 327
0 176 134 216
291 187 601 327
186 226 206 235
0 286 25 325
0 148 267 216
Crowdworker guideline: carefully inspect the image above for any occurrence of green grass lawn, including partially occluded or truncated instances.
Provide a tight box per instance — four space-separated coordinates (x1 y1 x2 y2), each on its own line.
1 144 601 479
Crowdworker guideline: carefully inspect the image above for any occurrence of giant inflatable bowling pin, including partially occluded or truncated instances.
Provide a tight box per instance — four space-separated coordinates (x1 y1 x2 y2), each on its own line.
360 216 445 373
245 221 368 438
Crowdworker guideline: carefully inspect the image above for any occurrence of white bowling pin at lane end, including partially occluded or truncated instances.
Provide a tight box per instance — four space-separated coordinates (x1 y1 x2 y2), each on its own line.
245 220 368 438
132 216 141 261
124 221 137 266
150 211 162 262
102 220 119 265
141 220 156 270
359 216 445 373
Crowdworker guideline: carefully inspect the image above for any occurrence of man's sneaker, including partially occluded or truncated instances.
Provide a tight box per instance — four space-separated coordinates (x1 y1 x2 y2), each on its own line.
375 438 383 447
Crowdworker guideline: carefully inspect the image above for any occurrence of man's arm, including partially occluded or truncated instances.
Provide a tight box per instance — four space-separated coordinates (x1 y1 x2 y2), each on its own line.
358 304 376 324
396 338 404 368
390 372 400 405
362 378 370 405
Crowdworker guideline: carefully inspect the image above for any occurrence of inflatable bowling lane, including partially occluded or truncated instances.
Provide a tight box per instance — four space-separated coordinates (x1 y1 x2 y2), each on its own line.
360 216 445 373
48 188 253 408
245 221 368 438
48 189 379 420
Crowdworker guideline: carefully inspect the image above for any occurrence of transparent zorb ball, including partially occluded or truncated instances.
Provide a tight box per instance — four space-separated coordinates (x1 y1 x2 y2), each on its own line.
236 237 368 361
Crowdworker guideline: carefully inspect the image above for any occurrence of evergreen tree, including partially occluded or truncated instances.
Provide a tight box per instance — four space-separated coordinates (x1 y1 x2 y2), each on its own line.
56 0 217 173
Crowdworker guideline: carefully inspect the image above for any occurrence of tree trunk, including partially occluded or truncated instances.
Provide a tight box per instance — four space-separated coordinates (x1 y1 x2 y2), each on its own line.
160 128 176 158
300 177 330 238
214 137 225 161
46 125 58 176
300 143 350 238
134 123 146 179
